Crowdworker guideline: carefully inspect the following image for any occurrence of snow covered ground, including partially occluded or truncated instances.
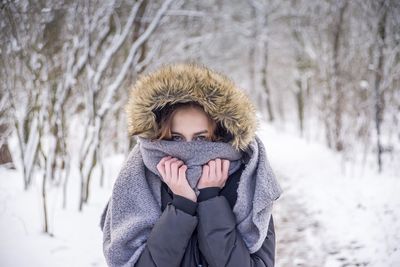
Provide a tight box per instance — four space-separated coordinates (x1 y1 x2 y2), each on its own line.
0 121 399 266
258 122 400 267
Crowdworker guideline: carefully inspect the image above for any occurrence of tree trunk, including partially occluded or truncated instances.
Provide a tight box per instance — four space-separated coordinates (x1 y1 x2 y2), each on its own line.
373 0 388 173
331 1 348 152
295 79 304 136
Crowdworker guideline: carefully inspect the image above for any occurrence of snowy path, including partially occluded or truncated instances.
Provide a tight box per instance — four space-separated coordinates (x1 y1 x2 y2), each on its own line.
259 123 400 267
274 173 376 267
275 174 326 267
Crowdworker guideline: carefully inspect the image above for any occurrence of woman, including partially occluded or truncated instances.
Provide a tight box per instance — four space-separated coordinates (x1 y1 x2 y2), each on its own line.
100 63 283 267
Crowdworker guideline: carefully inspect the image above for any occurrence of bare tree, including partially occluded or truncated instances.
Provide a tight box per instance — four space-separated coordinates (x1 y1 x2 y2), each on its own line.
77 0 176 210
248 0 280 122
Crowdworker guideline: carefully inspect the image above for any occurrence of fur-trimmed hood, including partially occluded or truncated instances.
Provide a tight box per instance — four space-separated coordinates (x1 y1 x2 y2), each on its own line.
125 62 258 151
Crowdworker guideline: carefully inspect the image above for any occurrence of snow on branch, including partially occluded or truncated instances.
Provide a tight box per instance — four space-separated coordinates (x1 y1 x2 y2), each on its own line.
92 0 143 87
98 0 175 117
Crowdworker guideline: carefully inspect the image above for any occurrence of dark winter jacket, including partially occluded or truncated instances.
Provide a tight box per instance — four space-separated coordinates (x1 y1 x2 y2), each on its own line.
134 162 276 267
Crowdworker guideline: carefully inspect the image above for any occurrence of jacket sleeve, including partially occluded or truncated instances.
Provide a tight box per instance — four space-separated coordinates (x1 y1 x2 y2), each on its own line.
196 195 276 267
135 197 198 267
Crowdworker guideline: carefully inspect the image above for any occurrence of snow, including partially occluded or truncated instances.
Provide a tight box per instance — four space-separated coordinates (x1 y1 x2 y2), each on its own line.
257 122 400 267
0 121 399 266
0 149 124 267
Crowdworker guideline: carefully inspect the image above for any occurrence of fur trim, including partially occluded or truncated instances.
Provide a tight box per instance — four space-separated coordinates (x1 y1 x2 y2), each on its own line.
125 62 258 151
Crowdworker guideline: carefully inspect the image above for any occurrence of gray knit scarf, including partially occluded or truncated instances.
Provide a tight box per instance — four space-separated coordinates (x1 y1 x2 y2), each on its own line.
100 134 283 267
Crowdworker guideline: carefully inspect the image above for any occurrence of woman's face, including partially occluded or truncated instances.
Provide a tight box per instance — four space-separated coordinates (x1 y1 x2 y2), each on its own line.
170 107 210 142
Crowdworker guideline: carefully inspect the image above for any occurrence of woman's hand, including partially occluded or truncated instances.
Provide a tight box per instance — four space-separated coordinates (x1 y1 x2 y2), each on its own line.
156 156 197 202
197 158 230 189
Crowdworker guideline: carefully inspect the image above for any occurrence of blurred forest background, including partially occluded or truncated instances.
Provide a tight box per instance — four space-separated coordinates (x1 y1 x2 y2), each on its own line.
0 0 399 266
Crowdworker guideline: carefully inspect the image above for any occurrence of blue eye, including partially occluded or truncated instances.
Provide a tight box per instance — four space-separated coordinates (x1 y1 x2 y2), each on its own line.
171 135 184 141
195 136 207 141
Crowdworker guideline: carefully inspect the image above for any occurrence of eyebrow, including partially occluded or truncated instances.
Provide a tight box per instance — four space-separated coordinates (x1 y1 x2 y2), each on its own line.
171 130 208 135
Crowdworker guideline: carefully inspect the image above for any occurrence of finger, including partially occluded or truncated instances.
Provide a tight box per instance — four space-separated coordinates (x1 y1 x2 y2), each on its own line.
208 160 216 179
215 158 222 178
156 164 166 180
159 156 173 170
201 164 209 179
159 155 172 164
156 156 171 179
178 165 187 181
164 158 178 181
222 159 230 179
157 156 172 167
171 160 183 181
